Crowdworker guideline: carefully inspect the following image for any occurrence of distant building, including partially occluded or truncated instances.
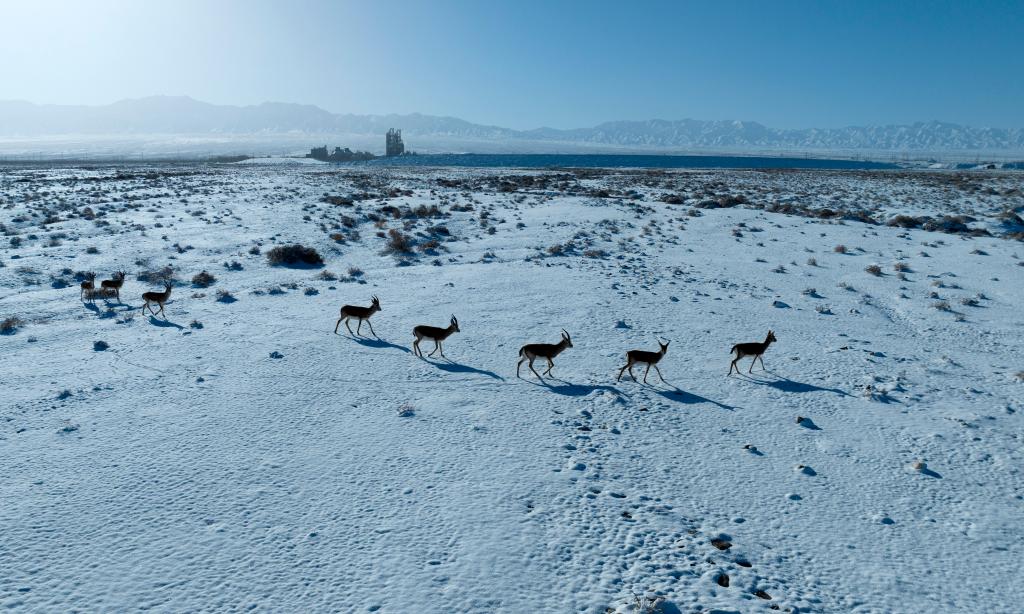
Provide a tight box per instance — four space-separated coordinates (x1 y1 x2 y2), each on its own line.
386 128 405 157
306 146 374 162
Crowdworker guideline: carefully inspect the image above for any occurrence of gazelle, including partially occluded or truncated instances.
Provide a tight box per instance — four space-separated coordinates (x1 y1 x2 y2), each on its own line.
80 272 96 301
729 330 777 375
517 329 573 379
334 295 381 338
101 270 126 300
142 283 173 317
617 339 670 384
413 315 460 358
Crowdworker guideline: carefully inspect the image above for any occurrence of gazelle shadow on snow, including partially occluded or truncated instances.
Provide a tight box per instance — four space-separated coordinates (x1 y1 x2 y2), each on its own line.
741 372 850 396
652 385 735 411
148 315 184 330
428 358 504 381
349 336 411 353
525 378 627 398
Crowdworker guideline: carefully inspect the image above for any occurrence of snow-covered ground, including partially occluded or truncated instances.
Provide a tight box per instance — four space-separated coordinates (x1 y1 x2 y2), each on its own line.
1 163 1022 613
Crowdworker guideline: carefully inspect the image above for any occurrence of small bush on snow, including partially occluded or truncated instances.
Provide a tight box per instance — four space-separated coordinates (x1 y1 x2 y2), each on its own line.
1 316 25 334
266 244 324 267
191 270 216 287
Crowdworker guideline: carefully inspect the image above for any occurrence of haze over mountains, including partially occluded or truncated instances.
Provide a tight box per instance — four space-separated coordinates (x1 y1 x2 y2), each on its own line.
2 96 1023 155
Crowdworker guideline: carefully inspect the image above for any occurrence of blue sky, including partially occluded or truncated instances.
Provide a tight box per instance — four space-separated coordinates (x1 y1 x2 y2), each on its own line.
1 0 1021 129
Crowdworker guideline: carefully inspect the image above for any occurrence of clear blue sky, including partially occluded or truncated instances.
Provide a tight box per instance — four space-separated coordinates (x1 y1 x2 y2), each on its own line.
1 0 1021 129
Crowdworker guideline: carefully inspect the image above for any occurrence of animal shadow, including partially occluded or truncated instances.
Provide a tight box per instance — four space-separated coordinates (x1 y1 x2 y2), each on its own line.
653 385 735 411
528 378 626 398
429 358 504 381
350 336 411 353
148 315 184 330
743 372 850 396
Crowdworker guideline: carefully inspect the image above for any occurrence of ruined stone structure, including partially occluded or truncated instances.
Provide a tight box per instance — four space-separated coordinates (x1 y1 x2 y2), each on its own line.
386 128 405 157
306 146 374 162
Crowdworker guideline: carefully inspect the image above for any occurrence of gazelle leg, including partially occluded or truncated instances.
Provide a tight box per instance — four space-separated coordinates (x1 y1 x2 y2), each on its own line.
356 319 363 335
438 342 445 358
643 364 651 384
654 364 667 383
428 340 440 357
334 317 343 334
158 302 165 317
629 365 637 381
517 357 525 377
413 338 421 357
366 319 379 339
748 357 755 373
543 358 554 376
757 355 766 371
617 363 629 381
529 358 543 380
728 357 738 375
345 319 354 336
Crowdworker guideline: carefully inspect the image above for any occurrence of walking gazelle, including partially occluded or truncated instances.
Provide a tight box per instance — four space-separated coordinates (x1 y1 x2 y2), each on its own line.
80 272 96 301
142 283 173 318
728 330 777 375
334 295 381 338
413 315 460 358
517 329 573 380
617 338 670 384
101 270 126 301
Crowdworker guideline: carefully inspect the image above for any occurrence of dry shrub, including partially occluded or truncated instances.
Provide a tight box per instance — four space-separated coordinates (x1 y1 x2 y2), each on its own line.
191 271 216 287
266 244 324 267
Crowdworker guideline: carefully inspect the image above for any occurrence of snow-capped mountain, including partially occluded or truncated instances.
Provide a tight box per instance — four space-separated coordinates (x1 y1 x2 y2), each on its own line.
1 96 1022 152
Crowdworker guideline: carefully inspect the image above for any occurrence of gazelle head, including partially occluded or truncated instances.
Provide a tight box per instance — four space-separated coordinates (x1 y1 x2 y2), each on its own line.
767 330 777 343
371 295 381 311
85 272 96 282
163 282 173 293
658 338 670 354
115 270 126 281
561 329 573 348
450 315 460 332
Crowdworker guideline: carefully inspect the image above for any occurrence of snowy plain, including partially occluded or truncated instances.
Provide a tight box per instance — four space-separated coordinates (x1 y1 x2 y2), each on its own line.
1 161 1022 613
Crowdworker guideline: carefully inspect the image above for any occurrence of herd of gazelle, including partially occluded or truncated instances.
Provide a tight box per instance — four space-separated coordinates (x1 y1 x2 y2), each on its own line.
80 270 126 301
79 270 173 317
336 296 777 379
74 278 778 377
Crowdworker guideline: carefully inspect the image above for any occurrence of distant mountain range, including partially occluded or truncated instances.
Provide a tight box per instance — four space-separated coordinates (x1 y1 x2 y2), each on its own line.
1 96 1022 153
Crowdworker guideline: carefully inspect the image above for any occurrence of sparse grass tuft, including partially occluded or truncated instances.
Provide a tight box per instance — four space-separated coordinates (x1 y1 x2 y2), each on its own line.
865 264 883 276
1 316 25 334
191 271 217 287
834 244 848 254
384 229 415 254
267 244 324 267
